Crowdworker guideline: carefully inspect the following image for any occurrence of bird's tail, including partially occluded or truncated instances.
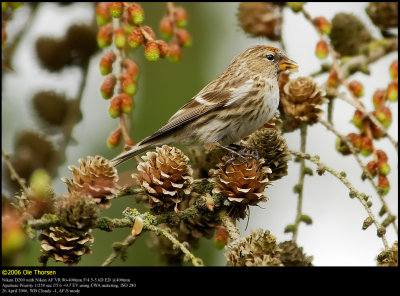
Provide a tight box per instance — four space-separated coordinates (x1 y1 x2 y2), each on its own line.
110 143 153 167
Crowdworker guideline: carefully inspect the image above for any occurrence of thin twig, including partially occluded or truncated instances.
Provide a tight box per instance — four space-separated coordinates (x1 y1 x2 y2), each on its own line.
289 149 389 250
122 207 204 266
146 224 204 266
121 206 204 266
335 91 398 151
219 210 241 241
327 98 334 124
301 6 398 152
292 124 307 243
96 217 132 232
2 149 29 194
119 115 132 144
101 234 137 266
2 3 40 74
26 214 60 230
112 17 132 143
112 17 141 164
318 118 398 234
166 2 178 44
27 185 224 232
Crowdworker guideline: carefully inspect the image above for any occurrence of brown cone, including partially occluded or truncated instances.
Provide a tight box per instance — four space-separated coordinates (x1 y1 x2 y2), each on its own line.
62 156 120 209
13 130 57 177
133 145 193 213
330 13 372 56
241 125 290 181
280 77 327 128
212 156 270 219
39 226 93 266
278 241 313 266
56 194 99 232
238 2 283 41
225 229 282 266
32 91 69 127
366 2 398 31
35 37 71 72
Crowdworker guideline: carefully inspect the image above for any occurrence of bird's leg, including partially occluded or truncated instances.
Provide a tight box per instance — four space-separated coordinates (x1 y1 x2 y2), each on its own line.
214 143 249 172
223 156 237 171
228 143 243 151
214 143 260 172
228 144 259 160
215 143 249 164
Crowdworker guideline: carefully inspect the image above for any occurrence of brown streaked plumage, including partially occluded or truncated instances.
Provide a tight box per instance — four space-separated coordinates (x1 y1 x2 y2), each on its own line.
111 45 298 166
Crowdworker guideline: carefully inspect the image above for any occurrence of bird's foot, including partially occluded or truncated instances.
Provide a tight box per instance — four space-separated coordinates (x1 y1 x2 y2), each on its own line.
228 144 259 160
216 143 259 172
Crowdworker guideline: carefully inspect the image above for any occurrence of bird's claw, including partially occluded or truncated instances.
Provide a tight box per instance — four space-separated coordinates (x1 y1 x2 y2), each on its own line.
223 154 249 172
219 144 259 172
228 144 259 160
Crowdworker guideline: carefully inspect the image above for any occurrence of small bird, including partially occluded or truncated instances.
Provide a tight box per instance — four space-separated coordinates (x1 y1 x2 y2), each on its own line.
111 45 298 166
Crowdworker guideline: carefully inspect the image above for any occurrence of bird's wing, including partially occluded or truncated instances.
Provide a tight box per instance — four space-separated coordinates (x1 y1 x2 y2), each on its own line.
138 90 230 146
138 78 255 146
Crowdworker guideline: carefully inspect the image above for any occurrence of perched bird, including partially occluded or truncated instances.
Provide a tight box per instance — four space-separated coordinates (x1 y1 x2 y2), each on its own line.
111 45 298 166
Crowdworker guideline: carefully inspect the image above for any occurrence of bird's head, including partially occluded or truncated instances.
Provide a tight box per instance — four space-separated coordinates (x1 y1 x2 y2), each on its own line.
236 45 298 78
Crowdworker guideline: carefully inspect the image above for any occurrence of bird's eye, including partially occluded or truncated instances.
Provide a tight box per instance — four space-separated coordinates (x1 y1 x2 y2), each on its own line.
266 54 274 61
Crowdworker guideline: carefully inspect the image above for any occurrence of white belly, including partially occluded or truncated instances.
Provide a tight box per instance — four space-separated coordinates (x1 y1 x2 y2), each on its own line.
261 83 279 123
220 83 279 144
244 82 280 134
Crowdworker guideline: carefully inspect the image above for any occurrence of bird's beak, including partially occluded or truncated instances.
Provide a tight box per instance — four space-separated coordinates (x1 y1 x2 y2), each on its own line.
279 58 298 72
